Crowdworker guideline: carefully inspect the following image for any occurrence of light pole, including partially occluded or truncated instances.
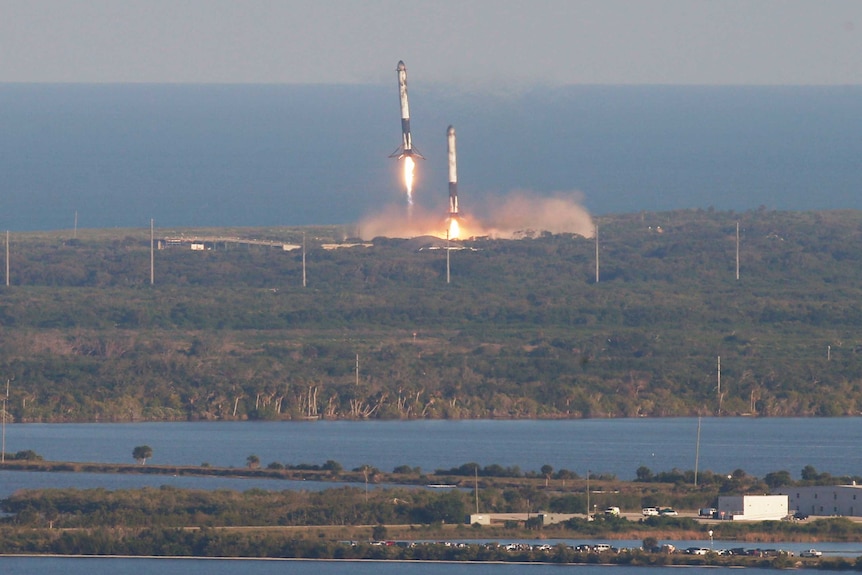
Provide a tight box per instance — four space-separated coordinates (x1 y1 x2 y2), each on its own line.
1 378 8 463
361 465 369 503
708 530 714 550
586 469 590 520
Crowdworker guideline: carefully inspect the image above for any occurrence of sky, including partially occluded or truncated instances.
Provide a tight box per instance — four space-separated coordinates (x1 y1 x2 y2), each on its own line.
1 0 861 86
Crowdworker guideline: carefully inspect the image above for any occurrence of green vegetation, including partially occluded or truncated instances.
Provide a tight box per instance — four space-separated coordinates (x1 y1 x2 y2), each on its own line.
3 478 862 565
0 526 850 568
3 461 862 565
0 479 857 534
2 458 859 524
3 209 862 421
132 445 153 464
0 485 470 528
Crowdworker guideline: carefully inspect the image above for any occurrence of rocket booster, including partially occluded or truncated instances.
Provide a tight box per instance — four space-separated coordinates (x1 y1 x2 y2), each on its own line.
390 60 422 159
447 125 458 215
398 61 411 151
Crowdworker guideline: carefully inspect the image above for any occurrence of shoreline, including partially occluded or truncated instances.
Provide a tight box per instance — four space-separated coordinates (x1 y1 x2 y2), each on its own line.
0 549 850 569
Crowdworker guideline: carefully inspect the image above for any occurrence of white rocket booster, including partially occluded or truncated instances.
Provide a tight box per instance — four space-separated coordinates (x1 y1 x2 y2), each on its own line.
390 60 422 159
447 125 458 215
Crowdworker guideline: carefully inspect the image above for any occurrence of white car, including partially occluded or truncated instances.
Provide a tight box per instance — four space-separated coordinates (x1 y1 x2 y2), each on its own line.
642 507 659 516
800 549 822 558
659 508 679 516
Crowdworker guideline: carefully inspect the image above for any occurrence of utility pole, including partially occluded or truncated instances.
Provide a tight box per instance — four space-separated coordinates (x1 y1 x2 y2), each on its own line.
446 230 451 284
694 416 701 486
2 379 8 463
717 356 723 415
595 222 600 283
474 465 480 514
150 219 154 286
302 233 307 288
735 221 740 280
586 470 590 520
363 466 369 503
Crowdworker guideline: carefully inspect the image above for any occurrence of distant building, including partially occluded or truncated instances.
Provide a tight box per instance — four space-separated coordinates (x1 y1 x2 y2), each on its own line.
467 512 580 526
773 484 862 517
716 495 788 521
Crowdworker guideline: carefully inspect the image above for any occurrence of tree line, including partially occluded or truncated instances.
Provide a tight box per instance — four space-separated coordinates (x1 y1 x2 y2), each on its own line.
2 463 857 530
2 209 862 421
2 527 857 567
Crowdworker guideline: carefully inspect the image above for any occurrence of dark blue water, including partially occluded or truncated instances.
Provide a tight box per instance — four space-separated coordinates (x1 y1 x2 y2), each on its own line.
1 84 860 231
3 418 860 486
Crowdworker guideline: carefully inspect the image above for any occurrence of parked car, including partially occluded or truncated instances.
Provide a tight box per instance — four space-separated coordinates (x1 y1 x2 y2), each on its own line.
800 549 822 558
699 507 717 517
642 507 659 516
604 506 621 516
685 547 709 555
659 508 679 516
793 511 810 520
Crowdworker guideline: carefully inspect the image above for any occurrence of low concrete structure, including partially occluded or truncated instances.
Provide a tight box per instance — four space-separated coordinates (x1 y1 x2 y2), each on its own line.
716 495 788 521
321 243 373 250
773 484 862 517
467 512 580 526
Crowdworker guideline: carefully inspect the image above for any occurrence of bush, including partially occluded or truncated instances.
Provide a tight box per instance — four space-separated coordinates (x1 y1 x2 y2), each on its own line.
12 450 43 461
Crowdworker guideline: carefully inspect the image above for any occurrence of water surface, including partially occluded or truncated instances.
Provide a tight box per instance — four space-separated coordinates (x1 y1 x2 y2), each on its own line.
4 417 860 483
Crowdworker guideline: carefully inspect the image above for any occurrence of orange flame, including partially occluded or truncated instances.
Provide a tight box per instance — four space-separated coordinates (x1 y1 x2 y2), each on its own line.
403 156 415 205
447 217 461 239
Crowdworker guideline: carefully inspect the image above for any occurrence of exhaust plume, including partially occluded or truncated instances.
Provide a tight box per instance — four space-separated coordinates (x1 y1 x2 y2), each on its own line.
473 190 595 239
359 190 593 240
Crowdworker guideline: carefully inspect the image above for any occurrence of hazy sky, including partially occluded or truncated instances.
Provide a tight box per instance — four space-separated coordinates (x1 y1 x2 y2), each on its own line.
1 0 860 86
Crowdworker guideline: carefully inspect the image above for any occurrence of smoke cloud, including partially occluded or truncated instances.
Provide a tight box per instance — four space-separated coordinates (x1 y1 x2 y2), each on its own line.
359 190 594 240
359 204 449 239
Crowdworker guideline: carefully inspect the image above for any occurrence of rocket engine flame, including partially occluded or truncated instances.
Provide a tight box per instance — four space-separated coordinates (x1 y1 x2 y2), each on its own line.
447 217 461 239
403 156 415 206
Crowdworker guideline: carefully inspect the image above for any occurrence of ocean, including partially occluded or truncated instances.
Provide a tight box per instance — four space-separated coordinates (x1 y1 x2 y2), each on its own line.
1 84 861 231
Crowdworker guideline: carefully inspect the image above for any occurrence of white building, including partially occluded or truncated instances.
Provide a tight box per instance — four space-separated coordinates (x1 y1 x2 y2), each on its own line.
773 484 862 517
716 495 788 521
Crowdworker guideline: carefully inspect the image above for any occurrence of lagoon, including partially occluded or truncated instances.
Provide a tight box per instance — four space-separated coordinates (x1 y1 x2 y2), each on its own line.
3 418 862 572
2 418 860 490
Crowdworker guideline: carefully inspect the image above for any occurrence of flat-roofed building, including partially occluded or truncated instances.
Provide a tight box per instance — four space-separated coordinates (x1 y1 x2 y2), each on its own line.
773 484 862 517
716 495 788 521
467 512 580 526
